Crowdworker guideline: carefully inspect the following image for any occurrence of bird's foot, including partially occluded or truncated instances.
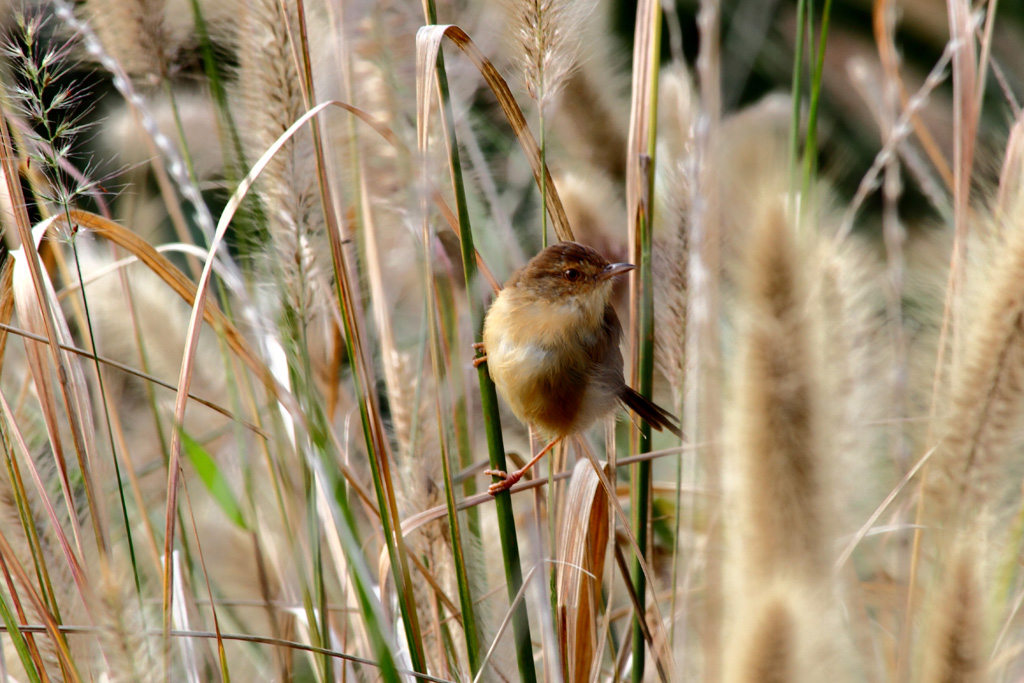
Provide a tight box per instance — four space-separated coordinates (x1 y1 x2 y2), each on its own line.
485 468 522 495
472 342 487 368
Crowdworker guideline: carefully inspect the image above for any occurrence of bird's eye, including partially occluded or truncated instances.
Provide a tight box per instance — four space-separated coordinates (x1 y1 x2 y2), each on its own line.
562 268 582 282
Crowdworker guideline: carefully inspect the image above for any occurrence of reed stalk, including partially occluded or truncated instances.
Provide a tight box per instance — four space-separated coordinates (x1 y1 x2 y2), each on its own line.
624 2 662 679
800 0 833 211
419 5 537 680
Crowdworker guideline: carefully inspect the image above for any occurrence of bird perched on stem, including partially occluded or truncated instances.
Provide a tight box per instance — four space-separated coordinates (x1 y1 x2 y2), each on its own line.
474 241 682 495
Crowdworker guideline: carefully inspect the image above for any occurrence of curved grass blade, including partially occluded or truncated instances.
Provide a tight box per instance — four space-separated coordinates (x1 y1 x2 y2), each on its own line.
417 24 575 243
159 98 408 680
416 23 541 682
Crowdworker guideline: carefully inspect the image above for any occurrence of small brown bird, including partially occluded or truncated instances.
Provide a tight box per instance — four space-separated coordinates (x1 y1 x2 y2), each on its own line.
474 241 682 495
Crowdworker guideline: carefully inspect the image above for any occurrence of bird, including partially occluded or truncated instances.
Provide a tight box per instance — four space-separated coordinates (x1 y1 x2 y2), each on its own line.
473 241 682 495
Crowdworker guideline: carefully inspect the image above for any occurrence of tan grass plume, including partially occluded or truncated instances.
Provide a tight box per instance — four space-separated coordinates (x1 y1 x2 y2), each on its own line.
920 544 986 683
732 197 830 587
545 2 629 182
553 169 628 264
237 0 330 341
724 582 854 683
94 560 159 683
83 0 171 80
506 0 591 108
652 161 692 404
927 186 1024 531
725 592 794 683
82 0 243 81
808 232 889 536
650 64 696 403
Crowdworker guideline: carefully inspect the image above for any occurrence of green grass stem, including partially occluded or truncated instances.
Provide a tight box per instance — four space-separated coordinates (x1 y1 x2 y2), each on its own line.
421 4 538 680
630 2 662 677
788 0 808 212
801 0 833 208
422 262 483 674
630 155 657 683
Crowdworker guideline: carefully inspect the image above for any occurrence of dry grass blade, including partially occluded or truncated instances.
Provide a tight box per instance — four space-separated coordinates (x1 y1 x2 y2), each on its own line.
415 24 574 242
996 111 1024 218
2 91 110 560
947 0 979 257
556 460 610 683
573 439 677 679
179 480 230 680
900 14 985 677
0 2 1018 680
0 390 85 682
835 443 938 570
166 549 208 680
0 258 14 367
837 40 957 241
10 219 107 558
62 210 273 389
160 98 338 636
0 622 459 681
0 530 81 681
625 0 659 245
0 319 264 437
411 107 481 674
623 7 661 679
0 388 87 589
871 0 953 193
149 93 412 675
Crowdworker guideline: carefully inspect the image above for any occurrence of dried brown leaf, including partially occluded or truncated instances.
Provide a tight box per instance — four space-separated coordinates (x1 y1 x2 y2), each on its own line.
556 459 610 683
415 24 574 243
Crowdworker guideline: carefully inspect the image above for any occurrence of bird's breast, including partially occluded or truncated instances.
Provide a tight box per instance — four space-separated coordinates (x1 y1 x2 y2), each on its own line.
482 293 590 435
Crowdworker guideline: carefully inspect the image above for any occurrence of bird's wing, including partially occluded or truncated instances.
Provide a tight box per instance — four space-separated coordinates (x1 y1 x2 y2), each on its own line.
596 304 684 438
587 303 626 391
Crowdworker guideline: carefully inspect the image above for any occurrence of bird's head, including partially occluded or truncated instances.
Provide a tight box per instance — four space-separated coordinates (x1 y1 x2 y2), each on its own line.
511 241 634 313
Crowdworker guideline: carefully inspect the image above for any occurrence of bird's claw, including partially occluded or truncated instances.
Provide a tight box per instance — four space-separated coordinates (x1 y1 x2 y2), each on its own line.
485 468 521 495
472 342 487 368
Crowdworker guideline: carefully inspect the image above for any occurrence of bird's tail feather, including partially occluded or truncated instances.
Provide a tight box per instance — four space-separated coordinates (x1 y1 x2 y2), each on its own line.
620 387 684 439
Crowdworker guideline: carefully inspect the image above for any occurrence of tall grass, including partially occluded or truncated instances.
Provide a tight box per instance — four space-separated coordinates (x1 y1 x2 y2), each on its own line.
0 0 1021 681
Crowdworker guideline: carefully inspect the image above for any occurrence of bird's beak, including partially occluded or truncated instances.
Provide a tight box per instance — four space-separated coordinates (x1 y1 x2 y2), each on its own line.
599 262 636 280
